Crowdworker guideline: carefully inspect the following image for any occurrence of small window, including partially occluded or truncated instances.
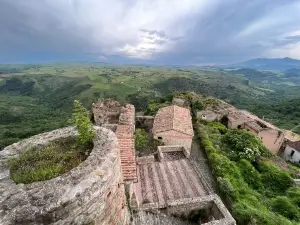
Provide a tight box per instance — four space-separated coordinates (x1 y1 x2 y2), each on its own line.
290 150 295 157
158 137 162 140
237 125 241 129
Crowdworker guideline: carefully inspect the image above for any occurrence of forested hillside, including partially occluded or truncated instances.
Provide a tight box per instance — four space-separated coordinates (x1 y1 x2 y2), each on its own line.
0 63 299 148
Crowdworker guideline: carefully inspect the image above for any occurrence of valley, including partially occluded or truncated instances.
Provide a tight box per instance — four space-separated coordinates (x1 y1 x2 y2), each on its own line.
0 63 300 149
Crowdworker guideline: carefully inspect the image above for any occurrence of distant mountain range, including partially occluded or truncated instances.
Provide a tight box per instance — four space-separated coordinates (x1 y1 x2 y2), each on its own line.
223 57 300 70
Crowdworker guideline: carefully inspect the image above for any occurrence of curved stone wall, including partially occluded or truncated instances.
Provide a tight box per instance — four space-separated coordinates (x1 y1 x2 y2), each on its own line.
0 127 129 225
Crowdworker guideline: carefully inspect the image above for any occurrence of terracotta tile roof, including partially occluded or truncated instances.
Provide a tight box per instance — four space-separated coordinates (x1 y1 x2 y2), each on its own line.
116 103 137 182
117 137 137 182
288 140 300 152
239 110 278 130
152 105 194 136
116 125 134 139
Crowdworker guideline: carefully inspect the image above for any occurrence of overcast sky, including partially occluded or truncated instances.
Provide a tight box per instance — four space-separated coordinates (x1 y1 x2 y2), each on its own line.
1 0 300 65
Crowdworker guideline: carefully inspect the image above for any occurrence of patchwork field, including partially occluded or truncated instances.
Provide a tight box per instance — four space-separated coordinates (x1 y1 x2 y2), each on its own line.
0 63 299 148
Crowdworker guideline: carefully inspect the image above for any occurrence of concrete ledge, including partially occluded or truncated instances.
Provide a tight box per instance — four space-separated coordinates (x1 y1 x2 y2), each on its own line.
166 195 236 225
139 202 159 211
136 155 155 164
157 145 190 162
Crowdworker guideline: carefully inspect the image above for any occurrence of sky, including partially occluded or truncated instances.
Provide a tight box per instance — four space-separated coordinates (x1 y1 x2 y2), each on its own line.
1 0 300 65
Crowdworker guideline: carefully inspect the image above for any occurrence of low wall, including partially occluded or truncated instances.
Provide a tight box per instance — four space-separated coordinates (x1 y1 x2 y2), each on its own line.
136 155 155 164
166 195 235 225
0 127 129 225
157 145 190 161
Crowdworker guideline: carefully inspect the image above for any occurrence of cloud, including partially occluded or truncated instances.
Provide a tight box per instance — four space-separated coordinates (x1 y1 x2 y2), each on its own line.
0 0 300 64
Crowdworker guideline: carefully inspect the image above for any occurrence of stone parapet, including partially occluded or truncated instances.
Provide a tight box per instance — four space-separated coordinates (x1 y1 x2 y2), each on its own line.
136 155 155 164
0 127 129 225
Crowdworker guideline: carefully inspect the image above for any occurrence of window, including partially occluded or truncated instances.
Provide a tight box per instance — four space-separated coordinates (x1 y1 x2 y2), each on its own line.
158 137 162 140
290 150 295 157
237 125 242 129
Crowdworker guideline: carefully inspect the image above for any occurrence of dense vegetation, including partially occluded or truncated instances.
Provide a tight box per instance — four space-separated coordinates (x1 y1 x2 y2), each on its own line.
0 63 299 149
195 122 300 224
134 128 161 156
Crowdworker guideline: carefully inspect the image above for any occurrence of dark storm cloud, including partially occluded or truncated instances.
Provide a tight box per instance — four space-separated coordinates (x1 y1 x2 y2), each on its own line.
0 0 300 64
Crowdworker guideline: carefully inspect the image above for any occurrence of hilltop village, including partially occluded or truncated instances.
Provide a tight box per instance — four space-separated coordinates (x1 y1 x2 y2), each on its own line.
0 93 299 225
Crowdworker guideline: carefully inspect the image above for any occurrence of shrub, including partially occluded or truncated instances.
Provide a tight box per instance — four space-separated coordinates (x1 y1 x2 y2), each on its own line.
287 187 300 207
135 128 149 151
191 100 204 111
258 162 294 196
72 100 95 149
202 98 218 107
237 159 263 190
222 129 270 161
196 123 298 225
208 121 228 134
271 196 300 221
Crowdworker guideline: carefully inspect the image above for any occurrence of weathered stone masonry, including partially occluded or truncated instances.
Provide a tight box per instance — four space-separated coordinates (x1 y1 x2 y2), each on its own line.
0 127 129 225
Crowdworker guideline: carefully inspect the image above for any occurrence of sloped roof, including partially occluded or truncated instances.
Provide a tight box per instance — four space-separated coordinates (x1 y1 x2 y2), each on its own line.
116 104 137 182
288 140 300 152
152 105 194 136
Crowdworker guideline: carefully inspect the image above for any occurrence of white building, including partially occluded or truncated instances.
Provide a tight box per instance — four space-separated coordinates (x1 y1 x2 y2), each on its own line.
283 141 300 164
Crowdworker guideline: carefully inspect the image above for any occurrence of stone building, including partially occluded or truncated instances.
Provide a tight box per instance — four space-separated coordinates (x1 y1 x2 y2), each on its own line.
227 110 285 155
197 110 218 122
227 110 253 129
152 105 194 150
282 140 300 164
244 121 285 155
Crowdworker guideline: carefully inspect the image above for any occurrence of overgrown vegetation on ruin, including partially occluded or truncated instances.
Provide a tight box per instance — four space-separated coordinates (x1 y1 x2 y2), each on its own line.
195 121 300 225
8 100 95 184
146 92 300 224
8 137 92 184
135 128 161 156
72 100 95 149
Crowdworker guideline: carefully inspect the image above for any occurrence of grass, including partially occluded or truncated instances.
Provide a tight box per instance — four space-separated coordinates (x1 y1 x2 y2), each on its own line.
196 122 300 225
8 137 92 184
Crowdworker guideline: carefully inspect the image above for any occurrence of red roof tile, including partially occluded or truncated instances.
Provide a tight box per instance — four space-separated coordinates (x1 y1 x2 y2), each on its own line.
152 105 194 136
116 104 137 182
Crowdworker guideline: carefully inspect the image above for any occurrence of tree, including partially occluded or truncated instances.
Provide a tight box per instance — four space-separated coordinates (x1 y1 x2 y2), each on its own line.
222 129 270 161
72 100 95 150
135 128 149 151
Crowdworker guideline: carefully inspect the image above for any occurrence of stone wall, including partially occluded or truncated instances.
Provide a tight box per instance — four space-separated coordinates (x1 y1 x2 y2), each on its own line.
92 99 121 126
165 195 236 225
0 127 129 225
154 130 193 151
135 116 154 132
157 146 190 161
